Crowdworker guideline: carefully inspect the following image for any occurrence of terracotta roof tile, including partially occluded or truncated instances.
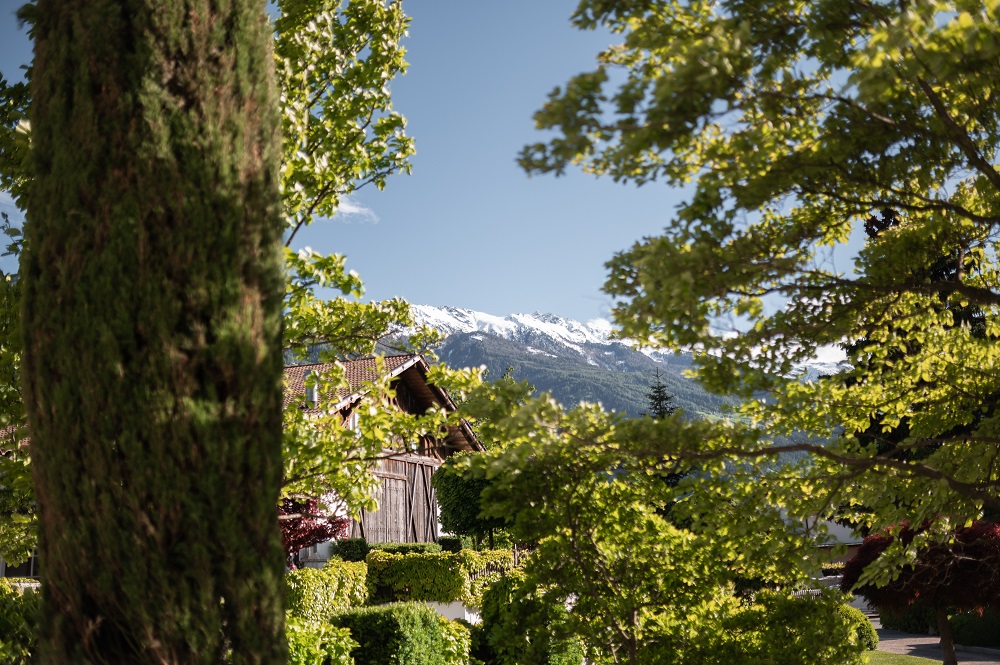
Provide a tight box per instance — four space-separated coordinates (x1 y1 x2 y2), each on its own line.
282 354 419 409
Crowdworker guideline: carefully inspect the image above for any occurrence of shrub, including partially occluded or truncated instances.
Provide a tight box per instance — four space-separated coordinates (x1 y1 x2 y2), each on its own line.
286 560 368 622
369 542 441 556
837 604 878 650
365 548 515 607
438 536 462 553
821 561 846 576
335 538 370 563
365 550 466 605
950 609 1000 648
286 617 357 665
723 592 867 664
438 616 472 665
0 580 40 665
878 601 936 634
461 549 515 609
331 602 454 665
478 571 584 665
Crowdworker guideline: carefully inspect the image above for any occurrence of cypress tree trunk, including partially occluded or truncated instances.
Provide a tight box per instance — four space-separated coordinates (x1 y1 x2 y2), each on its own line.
23 1 286 663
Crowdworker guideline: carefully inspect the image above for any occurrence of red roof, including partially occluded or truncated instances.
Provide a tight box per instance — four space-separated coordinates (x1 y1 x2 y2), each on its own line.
282 354 422 409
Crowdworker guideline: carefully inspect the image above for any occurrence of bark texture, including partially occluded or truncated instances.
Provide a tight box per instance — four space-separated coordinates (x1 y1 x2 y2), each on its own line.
23 1 286 663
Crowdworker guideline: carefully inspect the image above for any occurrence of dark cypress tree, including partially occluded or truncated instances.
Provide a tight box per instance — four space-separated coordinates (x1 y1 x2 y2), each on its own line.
22 2 286 663
643 369 677 419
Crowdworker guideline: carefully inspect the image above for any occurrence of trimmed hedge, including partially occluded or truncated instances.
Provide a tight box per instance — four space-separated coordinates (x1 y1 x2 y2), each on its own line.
366 550 465 605
0 580 39 665
837 604 878 650
335 539 370 563
286 617 357 665
821 561 846 576
878 602 936 634
370 542 441 556
331 602 468 665
365 549 515 607
286 560 368 622
438 536 462 553
951 609 1000 648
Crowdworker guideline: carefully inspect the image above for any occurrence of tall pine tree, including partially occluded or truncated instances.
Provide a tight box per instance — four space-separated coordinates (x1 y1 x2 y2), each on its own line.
644 369 676 419
22 1 286 663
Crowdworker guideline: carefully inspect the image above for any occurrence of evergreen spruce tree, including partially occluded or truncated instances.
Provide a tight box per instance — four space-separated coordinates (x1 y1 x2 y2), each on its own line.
643 369 676 419
22 1 286 663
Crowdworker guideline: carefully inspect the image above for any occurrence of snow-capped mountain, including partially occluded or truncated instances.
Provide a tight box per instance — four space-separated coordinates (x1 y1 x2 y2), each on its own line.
407 305 727 417
406 305 849 417
410 305 618 363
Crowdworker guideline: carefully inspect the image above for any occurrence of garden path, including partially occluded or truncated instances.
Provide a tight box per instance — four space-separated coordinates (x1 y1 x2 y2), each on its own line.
867 611 1000 664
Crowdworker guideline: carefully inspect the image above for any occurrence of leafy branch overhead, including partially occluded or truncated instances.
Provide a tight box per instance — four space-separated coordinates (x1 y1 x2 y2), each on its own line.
276 0 414 244
517 0 1000 546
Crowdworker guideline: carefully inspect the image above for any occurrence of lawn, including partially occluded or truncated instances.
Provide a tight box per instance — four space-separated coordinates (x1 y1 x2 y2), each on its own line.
866 652 941 665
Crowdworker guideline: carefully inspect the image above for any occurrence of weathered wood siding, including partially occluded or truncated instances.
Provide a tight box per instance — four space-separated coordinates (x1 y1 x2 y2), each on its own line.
350 454 441 543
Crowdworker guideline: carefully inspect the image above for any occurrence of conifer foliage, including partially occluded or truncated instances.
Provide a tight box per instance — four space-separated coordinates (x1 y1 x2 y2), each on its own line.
643 369 677 419
22 1 286 663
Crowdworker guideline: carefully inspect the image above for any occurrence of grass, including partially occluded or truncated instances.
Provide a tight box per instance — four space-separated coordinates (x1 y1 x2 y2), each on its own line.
865 651 940 665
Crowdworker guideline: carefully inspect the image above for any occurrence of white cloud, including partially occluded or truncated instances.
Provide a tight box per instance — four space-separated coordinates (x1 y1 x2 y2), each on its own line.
336 196 379 223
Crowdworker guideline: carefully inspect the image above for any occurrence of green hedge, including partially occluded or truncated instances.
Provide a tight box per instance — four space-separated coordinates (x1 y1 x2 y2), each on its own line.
951 609 1000 648
0 580 39 665
877 602 936 634
331 602 469 665
365 549 515 607
438 536 462 553
366 550 466 605
286 560 368 623
837 604 878 650
335 539 370 563
461 549 515 609
286 617 357 665
369 542 441 556
821 561 846 576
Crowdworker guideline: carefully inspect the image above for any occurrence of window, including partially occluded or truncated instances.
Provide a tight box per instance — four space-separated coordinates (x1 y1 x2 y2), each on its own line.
0 550 39 578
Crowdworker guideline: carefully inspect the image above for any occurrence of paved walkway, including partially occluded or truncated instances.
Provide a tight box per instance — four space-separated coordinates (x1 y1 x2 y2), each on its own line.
868 611 1000 664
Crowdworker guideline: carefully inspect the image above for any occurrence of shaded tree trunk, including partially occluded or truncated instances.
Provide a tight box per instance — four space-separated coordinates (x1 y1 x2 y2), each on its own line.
936 606 958 665
24 1 286 663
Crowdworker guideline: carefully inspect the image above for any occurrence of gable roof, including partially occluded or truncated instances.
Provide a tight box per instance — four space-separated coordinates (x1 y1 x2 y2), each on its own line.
283 354 419 409
3 355 483 455
284 354 483 454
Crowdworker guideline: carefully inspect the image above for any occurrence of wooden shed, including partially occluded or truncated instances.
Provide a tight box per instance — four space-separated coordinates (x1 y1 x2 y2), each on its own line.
283 354 481 545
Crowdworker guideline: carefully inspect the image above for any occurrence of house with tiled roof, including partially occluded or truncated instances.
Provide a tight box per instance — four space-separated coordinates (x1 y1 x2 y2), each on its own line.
0 353 479 578
284 354 481 555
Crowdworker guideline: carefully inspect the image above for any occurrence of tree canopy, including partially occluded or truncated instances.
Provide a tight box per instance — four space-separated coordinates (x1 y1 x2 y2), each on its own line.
516 0 1000 571
447 0 1000 659
842 521 1000 665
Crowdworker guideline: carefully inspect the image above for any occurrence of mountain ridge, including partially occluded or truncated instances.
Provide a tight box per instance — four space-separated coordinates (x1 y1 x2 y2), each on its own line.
409 304 735 418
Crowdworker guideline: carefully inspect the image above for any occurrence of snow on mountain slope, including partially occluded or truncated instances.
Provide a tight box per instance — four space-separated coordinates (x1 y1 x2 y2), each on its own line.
410 304 847 378
410 305 615 350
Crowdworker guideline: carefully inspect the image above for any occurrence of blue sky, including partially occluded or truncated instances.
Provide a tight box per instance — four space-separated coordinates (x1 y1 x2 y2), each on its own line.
0 1 687 323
